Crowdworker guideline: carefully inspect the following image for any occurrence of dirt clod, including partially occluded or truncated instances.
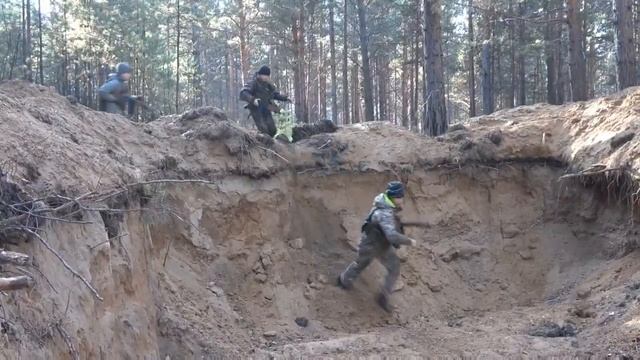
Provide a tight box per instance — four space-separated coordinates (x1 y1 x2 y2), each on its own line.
528 321 577 338
610 130 635 150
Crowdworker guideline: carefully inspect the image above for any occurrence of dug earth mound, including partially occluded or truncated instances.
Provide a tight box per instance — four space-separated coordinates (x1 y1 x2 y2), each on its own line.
1 80 640 358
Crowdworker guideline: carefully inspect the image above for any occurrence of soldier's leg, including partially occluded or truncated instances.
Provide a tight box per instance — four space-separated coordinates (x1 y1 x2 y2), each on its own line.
105 102 122 114
379 247 401 297
264 112 277 137
339 235 375 289
250 109 270 135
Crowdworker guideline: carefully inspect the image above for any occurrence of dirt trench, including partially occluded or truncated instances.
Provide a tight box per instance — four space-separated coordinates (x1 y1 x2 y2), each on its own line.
74 161 636 358
3 81 640 358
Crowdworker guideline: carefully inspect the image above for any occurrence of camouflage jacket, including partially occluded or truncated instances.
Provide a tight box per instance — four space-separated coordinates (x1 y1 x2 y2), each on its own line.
239 74 288 111
362 193 412 247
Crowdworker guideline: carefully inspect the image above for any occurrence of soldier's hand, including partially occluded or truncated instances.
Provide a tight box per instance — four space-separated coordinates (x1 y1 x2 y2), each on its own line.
253 98 260 107
408 238 418 247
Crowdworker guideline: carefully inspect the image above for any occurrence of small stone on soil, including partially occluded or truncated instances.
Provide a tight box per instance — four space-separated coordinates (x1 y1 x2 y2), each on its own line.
255 273 268 283
288 238 304 249
295 317 309 327
577 288 592 299
263 331 277 338
518 250 533 260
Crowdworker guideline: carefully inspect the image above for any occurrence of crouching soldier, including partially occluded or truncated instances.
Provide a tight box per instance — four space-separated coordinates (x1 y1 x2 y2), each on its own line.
239 65 290 137
99 62 142 116
338 181 418 312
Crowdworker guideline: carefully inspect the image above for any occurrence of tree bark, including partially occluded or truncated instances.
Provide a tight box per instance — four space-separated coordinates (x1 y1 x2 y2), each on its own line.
423 0 447 136
0 276 33 291
614 0 637 89
482 41 494 114
356 0 375 122
567 0 587 101
468 0 477 117
329 0 338 122
341 0 349 125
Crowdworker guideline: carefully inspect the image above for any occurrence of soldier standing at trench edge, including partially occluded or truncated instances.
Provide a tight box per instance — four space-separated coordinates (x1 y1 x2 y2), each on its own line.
239 65 290 137
338 181 418 312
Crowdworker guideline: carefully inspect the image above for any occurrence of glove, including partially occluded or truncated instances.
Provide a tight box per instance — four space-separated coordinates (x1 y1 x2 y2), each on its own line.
253 98 260 107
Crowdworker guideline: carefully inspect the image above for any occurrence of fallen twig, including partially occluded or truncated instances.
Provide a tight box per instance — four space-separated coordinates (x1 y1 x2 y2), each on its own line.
23 228 103 301
256 146 289 163
559 167 623 180
55 323 79 360
95 179 219 203
88 233 129 250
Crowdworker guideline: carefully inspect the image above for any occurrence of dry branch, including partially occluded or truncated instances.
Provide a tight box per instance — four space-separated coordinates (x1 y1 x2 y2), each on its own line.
0 250 31 266
23 228 103 301
559 167 623 180
0 275 34 291
55 323 79 360
0 191 94 229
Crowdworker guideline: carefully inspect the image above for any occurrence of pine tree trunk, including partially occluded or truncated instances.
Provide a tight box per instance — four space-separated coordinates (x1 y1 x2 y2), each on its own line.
567 0 587 101
341 0 349 125
191 1 203 107
356 0 375 122
556 8 566 104
615 0 638 89
423 0 447 136
517 1 526 106
482 41 494 114
292 5 308 123
25 0 32 82
236 0 250 85
176 0 181 113
544 0 558 104
319 42 327 119
401 34 409 127
378 55 388 121
508 0 516 108
411 0 421 131
468 0 477 116
351 50 360 123
329 0 338 122
308 0 318 122
37 0 43 84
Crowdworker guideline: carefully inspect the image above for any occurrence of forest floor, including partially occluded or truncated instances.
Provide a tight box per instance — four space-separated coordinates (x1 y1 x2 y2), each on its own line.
0 80 640 358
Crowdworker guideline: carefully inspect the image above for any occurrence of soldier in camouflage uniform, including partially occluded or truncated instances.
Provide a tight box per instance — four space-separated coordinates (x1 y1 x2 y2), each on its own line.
98 62 142 116
338 181 417 312
239 65 290 137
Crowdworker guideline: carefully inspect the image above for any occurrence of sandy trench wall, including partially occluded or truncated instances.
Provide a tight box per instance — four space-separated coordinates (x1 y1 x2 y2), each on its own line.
1 158 631 359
